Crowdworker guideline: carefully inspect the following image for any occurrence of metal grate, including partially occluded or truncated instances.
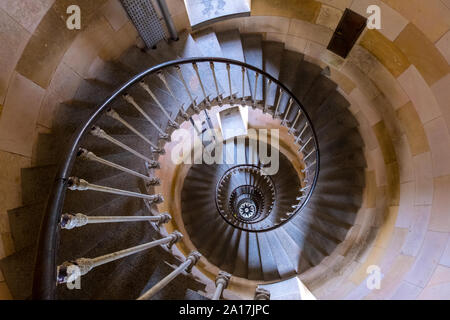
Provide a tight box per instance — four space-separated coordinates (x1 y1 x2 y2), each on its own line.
120 0 167 48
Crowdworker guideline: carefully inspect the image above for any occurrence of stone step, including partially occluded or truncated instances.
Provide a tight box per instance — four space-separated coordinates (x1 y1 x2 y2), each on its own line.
192 28 229 99
62 171 146 215
275 227 311 273
7 202 46 252
233 231 249 278
256 232 280 281
219 228 241 273
206 223 235 267
0 245 35 299
21 165 57 205
277 50 305 113
169 32 217 104
241 34 264 101
57 218 156 299
216 29 251 98
265 230 297 278
57 197 146 263
292 60 323 103
247 232 263 280
262 40 285 106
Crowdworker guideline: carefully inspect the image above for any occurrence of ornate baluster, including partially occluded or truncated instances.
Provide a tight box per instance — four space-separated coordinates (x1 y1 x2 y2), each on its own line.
60 213 171 229
252 72 259 108
189 117 201 136
295 123 309 144
106 109 164 154
300 186 310 192
273 88 283 118
254 288 271 300
281 98 293 126
78 148 160 183
90 126 159 167
175 65 199 113
156 71 176 101
67 177 163 203
192 62 210 107
122 94 169 140
139 81 179 128
288 110 302 134
209 62 222 104
137 251 201 300
303 149 316 161
156 71 188 119
226 63 233 101
212 271 231 300
299 137 313 153
56 232 182 284
241 65 245 101
263 78 272 113
301 160 316 173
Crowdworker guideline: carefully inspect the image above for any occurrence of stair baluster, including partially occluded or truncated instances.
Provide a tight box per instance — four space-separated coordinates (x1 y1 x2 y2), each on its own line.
78 148 161 183
254 288 271 300
241 66 245 101
263 78 272 113
281 98 293 126
192 62 211 107
56 232 182 284
175 65 199 113
304 149 316 161
295 123 309 144
189 117 202 136
106 109 164 154
209 62 222 104
226 63 233 102
122 94 169 139
299 137 313 153
137 251 201 300
273 88 283 118
302 160 317 173
60 213 171 229
288 110 302 134
155 71 188 119
212 271 231 300
67 177 163 203
252 72 259 107
90 126 159 167
139 81 179 128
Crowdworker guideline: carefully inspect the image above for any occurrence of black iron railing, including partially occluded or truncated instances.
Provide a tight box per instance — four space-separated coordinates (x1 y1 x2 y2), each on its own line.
32 57 320 299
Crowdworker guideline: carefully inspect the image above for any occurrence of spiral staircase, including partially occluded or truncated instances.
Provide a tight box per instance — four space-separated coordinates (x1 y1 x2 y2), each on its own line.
0 27 365 300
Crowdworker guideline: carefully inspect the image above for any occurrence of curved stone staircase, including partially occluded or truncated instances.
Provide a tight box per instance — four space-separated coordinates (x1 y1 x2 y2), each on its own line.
182 139 303 281
0 27 365 299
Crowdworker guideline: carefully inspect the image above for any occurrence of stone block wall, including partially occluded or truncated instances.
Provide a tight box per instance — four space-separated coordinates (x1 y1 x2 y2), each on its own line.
0 0 448 299
0 0 140 299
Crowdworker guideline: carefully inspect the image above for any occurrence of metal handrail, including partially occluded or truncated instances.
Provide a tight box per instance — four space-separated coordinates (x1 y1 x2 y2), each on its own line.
32 57 320 299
